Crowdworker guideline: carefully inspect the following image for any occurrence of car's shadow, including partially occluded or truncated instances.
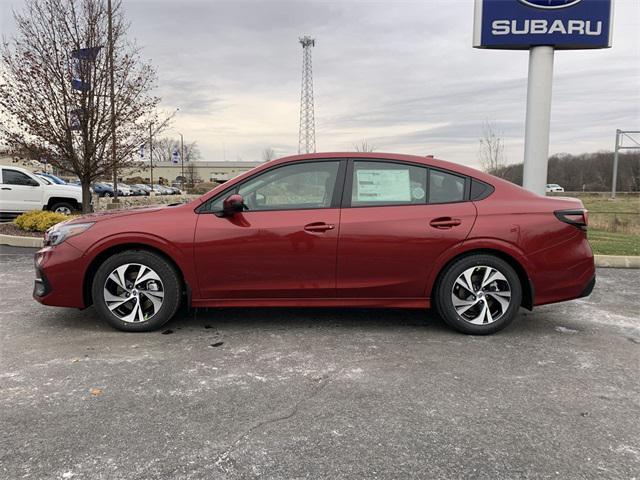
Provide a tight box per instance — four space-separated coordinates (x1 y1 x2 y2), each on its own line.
46 304 579 338
50 305 456 335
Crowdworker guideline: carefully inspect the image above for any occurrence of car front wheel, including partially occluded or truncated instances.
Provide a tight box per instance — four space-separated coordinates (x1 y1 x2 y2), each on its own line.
92 250 182 332
435 254 522 335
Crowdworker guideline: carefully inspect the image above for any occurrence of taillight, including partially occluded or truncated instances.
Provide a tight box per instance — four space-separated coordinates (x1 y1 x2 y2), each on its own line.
554 209 589 231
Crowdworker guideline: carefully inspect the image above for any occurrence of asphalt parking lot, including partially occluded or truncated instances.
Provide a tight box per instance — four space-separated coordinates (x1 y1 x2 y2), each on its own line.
1 245 639 480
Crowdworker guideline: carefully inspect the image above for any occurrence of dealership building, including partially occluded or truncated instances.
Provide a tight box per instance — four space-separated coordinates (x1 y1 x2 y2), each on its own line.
121 160 262 184
0 154 261 184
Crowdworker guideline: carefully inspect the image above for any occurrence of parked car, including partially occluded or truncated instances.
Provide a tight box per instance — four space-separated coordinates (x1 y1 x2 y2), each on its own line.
34 172 79 187
126 184 149 196
119 183 146 196
152 184 172 195
132 184 152 195
545 184 565 193
92 182 115 197
104 182 132 196
33 153 595 334
167 186 182 195
0 165 84 217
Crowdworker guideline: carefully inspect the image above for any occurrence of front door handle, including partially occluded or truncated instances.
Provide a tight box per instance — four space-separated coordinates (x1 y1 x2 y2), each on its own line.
304 222 335 233
1 187 11 190
429 217 462 229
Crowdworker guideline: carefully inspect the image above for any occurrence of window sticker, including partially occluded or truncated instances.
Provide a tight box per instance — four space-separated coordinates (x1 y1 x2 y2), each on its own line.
356 169 411 202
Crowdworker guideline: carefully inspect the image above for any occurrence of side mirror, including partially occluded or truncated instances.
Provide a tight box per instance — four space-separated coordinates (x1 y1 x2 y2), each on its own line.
218 194 246 217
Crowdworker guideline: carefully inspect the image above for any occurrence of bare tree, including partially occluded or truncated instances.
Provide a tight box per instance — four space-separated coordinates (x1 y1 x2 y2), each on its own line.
262 147 276 162
479 120 505 174
0 0 164 212
354 139 375 152
184 162 201 188
155 137 202 163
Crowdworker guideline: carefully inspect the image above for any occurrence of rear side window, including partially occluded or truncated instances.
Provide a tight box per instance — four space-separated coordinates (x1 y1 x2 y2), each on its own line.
351 161 427 207
428 170 465 204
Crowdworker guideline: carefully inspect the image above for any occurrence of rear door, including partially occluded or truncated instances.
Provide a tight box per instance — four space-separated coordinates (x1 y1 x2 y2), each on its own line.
336 160 476 299
0 168 43 213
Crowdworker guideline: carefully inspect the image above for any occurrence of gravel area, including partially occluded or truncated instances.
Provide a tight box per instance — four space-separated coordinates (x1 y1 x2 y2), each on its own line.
0 221 44 237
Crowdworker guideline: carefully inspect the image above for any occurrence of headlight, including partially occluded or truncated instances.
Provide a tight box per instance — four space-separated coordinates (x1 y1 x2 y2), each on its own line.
44 222 94 246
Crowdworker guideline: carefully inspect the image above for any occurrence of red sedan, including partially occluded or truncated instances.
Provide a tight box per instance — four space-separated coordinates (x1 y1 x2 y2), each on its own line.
33 153 595 334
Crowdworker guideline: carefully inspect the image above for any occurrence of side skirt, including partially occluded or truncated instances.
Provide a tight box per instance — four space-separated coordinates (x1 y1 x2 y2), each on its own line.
192 297 430 309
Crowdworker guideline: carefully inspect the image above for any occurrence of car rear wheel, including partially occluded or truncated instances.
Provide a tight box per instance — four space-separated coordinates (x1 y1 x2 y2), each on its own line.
92 250 182 332
435 254 522 335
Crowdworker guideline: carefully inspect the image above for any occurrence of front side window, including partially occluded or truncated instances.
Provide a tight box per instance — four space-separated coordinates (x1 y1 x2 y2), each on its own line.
351 161 427 207
429 170 465 204
2 169 39 186
206 161 341 212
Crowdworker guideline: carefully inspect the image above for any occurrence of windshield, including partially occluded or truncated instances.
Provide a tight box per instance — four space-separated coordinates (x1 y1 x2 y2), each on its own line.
36 174 52 185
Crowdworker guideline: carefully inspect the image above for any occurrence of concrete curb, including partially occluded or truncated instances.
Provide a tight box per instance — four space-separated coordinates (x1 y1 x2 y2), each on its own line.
594 255 640 269
0 234 44 248
1 234 638 268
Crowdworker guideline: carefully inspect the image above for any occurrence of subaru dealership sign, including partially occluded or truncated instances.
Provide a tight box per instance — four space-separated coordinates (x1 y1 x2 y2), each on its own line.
474 0 614 50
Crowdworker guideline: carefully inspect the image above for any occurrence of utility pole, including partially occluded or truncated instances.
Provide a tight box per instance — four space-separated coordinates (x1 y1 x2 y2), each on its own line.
298 36 316 154
107 0 118 202
179 133 185 189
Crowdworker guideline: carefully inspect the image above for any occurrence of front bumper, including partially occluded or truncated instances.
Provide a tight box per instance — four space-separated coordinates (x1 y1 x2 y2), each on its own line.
33 242 87 308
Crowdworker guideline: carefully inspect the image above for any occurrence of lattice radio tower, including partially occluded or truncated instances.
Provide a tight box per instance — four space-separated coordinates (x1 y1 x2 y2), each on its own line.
298 36 316 154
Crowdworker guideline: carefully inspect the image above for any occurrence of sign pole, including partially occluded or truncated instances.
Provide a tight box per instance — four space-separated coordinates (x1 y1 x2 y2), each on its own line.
610 129 620 199
522 45 554 196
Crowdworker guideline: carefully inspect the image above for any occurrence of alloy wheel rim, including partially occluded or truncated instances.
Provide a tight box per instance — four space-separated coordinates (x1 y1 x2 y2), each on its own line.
451 265 511 325
103 263 164 323
55 206 72 215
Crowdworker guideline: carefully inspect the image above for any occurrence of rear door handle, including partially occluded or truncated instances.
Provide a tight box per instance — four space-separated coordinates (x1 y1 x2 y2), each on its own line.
429 217 461 229
1 187 11 190
304 222 335 233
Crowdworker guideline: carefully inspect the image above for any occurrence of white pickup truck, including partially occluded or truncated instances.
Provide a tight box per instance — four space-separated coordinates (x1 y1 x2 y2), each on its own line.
0 165 85 218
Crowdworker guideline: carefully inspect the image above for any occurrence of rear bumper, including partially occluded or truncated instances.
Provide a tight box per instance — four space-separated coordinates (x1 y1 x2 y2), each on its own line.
530 231 596 307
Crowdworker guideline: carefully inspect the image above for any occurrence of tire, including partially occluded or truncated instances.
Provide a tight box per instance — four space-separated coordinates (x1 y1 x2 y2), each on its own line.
103 192 113 198
435 254 522 335
50 202 74 215
92 250 182 332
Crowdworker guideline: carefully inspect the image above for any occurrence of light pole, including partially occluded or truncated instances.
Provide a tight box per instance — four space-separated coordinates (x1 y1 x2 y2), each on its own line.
107 0 118 203
149 122 154 194
179 133 185 189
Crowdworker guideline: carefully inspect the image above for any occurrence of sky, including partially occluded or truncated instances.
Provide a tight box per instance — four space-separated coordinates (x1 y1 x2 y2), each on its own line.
1 0 639 168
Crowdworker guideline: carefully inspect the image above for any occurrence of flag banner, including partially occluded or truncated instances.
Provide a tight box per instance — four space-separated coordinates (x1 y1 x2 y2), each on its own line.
70 58 90 91
172 147 180 164
139 144 145 159
71 78 90 91
71 47 102 61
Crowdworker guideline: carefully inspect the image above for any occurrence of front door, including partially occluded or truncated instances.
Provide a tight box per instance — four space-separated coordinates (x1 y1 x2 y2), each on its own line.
336 160 477 299
194 160 345 299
